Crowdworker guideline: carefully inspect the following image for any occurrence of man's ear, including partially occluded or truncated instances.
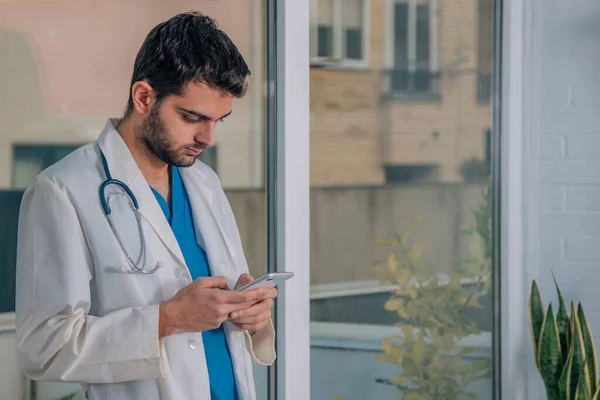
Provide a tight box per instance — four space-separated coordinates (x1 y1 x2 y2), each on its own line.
130 81 156 116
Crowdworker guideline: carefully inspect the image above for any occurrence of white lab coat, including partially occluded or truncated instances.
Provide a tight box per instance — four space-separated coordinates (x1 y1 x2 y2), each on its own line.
14 119 276 400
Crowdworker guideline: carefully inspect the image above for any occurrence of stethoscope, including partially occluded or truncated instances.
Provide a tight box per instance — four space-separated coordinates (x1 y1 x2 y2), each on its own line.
98 144 163 274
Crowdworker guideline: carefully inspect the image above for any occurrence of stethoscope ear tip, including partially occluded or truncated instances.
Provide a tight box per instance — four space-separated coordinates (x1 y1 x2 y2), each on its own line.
156 261 165 269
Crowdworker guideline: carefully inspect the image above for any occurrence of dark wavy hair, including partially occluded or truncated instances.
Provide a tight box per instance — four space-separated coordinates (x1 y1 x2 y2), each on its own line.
124 11 250 117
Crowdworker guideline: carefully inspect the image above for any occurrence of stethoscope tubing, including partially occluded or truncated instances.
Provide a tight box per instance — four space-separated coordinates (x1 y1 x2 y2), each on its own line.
98 144 161 274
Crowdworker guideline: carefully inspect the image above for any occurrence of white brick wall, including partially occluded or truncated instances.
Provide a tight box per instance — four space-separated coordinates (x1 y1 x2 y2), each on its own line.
522 0 600 397
530 0 600 284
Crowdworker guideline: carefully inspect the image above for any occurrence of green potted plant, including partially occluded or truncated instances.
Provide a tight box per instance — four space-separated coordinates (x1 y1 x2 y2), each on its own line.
529 277 600 399
372 183 493 399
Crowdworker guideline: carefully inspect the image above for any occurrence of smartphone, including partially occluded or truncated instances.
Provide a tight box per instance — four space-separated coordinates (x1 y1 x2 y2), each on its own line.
236 272 294 291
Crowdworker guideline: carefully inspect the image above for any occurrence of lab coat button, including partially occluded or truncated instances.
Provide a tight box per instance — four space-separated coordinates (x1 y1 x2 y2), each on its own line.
174 267 187 279
188 339 200 350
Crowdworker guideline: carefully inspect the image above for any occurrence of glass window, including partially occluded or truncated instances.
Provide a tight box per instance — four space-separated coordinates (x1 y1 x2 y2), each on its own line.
12 144 81 188
317 0 334 58
343 0 364 60
388 0 439 99
310 0 497 399
311 0 367 65
0 2 268 399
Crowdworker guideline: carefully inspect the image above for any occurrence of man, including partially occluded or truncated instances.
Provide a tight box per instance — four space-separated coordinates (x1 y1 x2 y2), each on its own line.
15 11 276 400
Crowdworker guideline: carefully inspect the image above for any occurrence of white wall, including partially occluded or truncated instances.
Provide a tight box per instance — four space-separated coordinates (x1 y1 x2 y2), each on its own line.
517 0 600 397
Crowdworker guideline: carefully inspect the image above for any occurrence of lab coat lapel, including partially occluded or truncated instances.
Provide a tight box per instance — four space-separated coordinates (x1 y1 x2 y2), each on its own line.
180 167 255 399
179 167 235 283
96 119 187 269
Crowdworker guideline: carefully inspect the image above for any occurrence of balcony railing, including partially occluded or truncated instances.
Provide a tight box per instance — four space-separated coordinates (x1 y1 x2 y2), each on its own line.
382 69 441 100
477 72 492 103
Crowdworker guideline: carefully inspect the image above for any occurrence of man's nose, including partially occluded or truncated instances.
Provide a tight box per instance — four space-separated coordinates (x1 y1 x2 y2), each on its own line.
195 124 215 147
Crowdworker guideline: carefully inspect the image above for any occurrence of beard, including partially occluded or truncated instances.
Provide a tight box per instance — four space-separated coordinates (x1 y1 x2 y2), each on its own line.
137 104 205 168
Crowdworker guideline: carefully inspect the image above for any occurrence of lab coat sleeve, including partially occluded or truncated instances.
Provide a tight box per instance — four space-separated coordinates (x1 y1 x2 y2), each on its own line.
243 319 276 365
14 176 165 383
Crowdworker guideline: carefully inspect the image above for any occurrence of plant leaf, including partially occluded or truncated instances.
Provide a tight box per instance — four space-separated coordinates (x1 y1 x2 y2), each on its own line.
529 280 545 371
559 345 574 400
395 268 412 286
538 304 563 399
412 338 425 365
571 302 590 400
575 369 591 400
384 298 404 312
592 384 600 400
400 216 422 246
386 253 399 274
578 303 598 394
410 242 428 263
554 274 570 363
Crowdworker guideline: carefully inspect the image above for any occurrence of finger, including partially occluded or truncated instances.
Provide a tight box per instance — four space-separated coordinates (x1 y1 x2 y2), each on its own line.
221 288 269 304
231 314 265 325
229 299 272 320
235 273 254 290
235 322 266 332
195 276 229 289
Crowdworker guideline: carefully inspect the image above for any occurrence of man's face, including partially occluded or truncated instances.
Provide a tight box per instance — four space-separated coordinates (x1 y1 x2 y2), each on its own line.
137 81 233 167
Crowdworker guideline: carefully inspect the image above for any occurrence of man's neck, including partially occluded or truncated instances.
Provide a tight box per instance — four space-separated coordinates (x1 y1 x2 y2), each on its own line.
117 117 172 205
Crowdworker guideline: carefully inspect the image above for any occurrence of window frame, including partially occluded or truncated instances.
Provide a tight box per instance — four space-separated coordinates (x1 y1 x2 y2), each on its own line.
498 0 529 398
267 0 311 399
383 0 439 73
310 0 371 69
382 0 440 98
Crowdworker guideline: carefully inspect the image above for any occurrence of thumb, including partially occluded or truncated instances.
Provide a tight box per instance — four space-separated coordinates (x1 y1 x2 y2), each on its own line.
235 273 254 290
196 276 229 289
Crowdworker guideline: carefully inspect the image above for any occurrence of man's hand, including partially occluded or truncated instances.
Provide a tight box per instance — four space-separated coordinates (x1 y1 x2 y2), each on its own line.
158 276 269 339
229 273 277 335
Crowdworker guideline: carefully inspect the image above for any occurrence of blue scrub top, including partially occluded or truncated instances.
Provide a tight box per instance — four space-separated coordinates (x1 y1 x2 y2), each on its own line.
151 166 239 400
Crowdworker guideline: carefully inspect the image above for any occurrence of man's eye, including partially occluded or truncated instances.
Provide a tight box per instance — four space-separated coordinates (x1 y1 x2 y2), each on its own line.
182 114 200 123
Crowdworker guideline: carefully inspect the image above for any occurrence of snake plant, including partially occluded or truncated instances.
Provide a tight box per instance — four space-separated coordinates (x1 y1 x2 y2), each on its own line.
529 277 600 400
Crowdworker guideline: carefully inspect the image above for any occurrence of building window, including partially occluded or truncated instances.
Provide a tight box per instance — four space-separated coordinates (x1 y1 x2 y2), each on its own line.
477 0 493 103
12 144 81 188
384 0 440 99
384 164 439 183
310 0 369 67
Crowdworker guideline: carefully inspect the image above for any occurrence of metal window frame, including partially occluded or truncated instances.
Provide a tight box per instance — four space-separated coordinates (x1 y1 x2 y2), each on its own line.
264 0 522 398
309 0 370 68
265 0 311 399
382 0 439 72
496 0 532 398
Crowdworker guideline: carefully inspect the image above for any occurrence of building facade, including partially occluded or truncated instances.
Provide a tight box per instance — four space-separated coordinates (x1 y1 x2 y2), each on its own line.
310 0 493 185
1 0 493 189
